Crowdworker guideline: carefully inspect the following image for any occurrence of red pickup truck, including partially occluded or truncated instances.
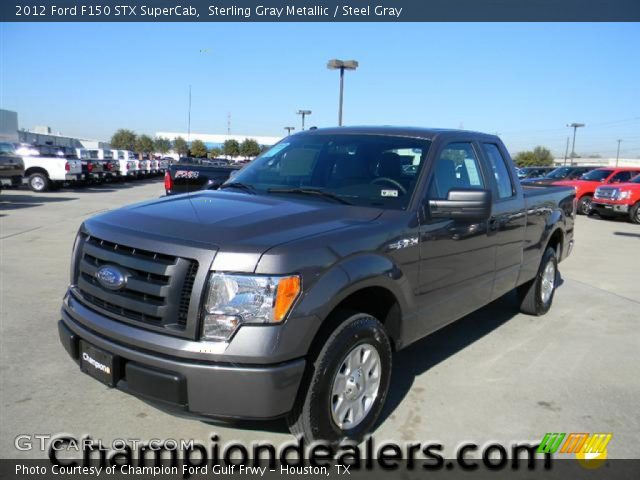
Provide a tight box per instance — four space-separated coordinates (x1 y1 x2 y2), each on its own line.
592 174 640 224
554 167 640 215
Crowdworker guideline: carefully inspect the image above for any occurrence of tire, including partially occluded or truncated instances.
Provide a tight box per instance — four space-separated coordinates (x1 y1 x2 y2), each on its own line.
28 173 50 192
577 195 592 215
287 311 392 445
518 247 558 316
630 202 640 225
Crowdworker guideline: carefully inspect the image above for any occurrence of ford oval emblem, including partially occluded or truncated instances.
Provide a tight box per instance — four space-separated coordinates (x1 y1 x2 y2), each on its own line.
95 265 127 290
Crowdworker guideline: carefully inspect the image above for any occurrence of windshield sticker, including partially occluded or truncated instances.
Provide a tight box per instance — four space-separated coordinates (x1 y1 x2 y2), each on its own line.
381 189 399 197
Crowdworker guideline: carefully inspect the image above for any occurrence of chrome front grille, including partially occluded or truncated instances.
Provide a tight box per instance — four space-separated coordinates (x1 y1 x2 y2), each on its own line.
74 234 198 334
594 188 617 200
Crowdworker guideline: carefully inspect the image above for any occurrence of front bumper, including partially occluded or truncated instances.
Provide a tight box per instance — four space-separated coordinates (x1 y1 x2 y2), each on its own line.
59 299 306 420
592 201 629 215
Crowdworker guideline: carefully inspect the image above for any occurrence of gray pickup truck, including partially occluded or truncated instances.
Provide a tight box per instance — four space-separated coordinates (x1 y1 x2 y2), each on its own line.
59 127 575 443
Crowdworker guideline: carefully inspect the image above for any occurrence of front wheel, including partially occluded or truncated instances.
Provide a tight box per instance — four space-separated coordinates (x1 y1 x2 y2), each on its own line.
577 195 593 215
630 202 640 225
518 247 558 316
287 312 392 445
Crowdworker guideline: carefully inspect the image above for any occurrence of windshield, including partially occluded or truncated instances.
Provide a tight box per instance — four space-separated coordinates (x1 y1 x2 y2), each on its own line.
228 134 431 209
545 167 571 179
581 169 612 181
631 174 640 184
0 142 16 155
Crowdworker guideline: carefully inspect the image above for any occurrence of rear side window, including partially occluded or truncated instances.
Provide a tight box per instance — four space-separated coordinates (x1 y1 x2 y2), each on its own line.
482 143 515 199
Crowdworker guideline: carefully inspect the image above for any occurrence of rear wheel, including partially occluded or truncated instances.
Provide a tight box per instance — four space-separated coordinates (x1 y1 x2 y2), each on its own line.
28 173 50 192
577 195 592 215
287 311 392 445
518 247 558 316
630 202 640 225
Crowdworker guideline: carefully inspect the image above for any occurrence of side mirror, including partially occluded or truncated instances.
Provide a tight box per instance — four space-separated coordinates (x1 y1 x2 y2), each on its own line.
429 189 492 221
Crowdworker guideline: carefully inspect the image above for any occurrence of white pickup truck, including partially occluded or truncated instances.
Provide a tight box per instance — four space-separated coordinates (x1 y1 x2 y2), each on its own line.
22 155 83 192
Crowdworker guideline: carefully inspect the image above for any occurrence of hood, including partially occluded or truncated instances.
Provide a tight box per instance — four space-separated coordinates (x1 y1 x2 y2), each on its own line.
86 190 383 253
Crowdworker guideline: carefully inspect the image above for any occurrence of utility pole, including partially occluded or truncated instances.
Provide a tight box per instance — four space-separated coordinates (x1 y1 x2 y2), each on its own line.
563 137 570 166
187 85 192 142
284 127 295 136
227 112 231 134
567 123 585 166
616 139 622 167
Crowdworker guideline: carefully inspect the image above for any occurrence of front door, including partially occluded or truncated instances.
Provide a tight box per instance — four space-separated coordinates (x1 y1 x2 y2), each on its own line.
415 141 495 339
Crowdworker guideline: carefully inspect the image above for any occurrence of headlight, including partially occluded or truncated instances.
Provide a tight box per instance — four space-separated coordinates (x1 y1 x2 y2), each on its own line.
201 273 301 341
619 190 631 200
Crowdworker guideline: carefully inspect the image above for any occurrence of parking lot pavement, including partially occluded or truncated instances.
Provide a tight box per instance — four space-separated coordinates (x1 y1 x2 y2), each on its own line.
1 183 639 458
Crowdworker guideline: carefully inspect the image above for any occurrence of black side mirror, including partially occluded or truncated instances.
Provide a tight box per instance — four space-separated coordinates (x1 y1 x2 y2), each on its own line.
429 189 492 221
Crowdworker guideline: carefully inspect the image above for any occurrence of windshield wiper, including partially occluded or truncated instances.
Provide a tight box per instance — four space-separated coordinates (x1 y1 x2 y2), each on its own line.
219 182 257 194
267 188 352 205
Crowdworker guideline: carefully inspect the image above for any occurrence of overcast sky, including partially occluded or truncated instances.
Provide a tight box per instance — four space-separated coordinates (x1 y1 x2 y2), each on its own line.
2 22 639 156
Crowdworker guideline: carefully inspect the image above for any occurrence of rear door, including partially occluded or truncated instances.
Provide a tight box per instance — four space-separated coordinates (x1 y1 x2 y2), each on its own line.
416 139 495 336
479 142 527 300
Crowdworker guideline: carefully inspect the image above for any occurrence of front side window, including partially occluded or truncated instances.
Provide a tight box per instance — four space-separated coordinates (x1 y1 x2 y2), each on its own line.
482 143 515 199
428 142 485 200
229 134 431 209
581 169 613 181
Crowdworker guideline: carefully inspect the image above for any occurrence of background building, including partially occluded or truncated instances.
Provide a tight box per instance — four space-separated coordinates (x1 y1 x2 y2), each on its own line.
0 109 19 142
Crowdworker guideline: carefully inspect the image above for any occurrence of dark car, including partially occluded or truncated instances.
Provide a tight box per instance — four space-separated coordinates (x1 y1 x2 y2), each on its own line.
521 165 596 186
60 127 575 444
0 142 25 189
517 166 555 180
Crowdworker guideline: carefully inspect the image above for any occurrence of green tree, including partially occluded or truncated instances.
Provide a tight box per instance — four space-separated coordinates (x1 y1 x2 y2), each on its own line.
135 134 155 158
223 139 240 158
190 139 208 158
514 146 554 167
110 129 137 151
154 137 171 155
240 138 261 159
208 147 222 159
173 136 188 157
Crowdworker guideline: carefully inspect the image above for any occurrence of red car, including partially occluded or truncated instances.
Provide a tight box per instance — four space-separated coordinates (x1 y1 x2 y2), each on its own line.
554 167 640 215
592 174 640 224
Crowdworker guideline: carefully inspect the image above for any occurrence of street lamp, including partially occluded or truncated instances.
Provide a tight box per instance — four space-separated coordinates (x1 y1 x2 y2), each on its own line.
567 123 585 165
297 110 312 131
284 126 295 136
616 139 622 167
327 59 359 126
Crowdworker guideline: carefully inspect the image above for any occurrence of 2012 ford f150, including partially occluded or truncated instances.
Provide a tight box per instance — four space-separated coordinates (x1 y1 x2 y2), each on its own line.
59 127 575 443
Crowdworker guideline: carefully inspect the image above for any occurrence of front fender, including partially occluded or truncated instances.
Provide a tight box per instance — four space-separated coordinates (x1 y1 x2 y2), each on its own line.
288 253 414 353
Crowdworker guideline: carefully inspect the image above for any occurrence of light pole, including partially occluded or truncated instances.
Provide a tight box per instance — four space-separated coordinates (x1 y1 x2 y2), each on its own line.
567 123 585 165
284 126 295 136
297 110 311 131
616 139 622 167
327 59 359 126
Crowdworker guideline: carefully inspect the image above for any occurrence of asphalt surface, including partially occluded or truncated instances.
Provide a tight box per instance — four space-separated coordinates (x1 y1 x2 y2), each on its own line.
1 181 639 458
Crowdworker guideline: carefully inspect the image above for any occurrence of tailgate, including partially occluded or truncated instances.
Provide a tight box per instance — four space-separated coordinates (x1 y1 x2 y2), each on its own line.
170 167 234 193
